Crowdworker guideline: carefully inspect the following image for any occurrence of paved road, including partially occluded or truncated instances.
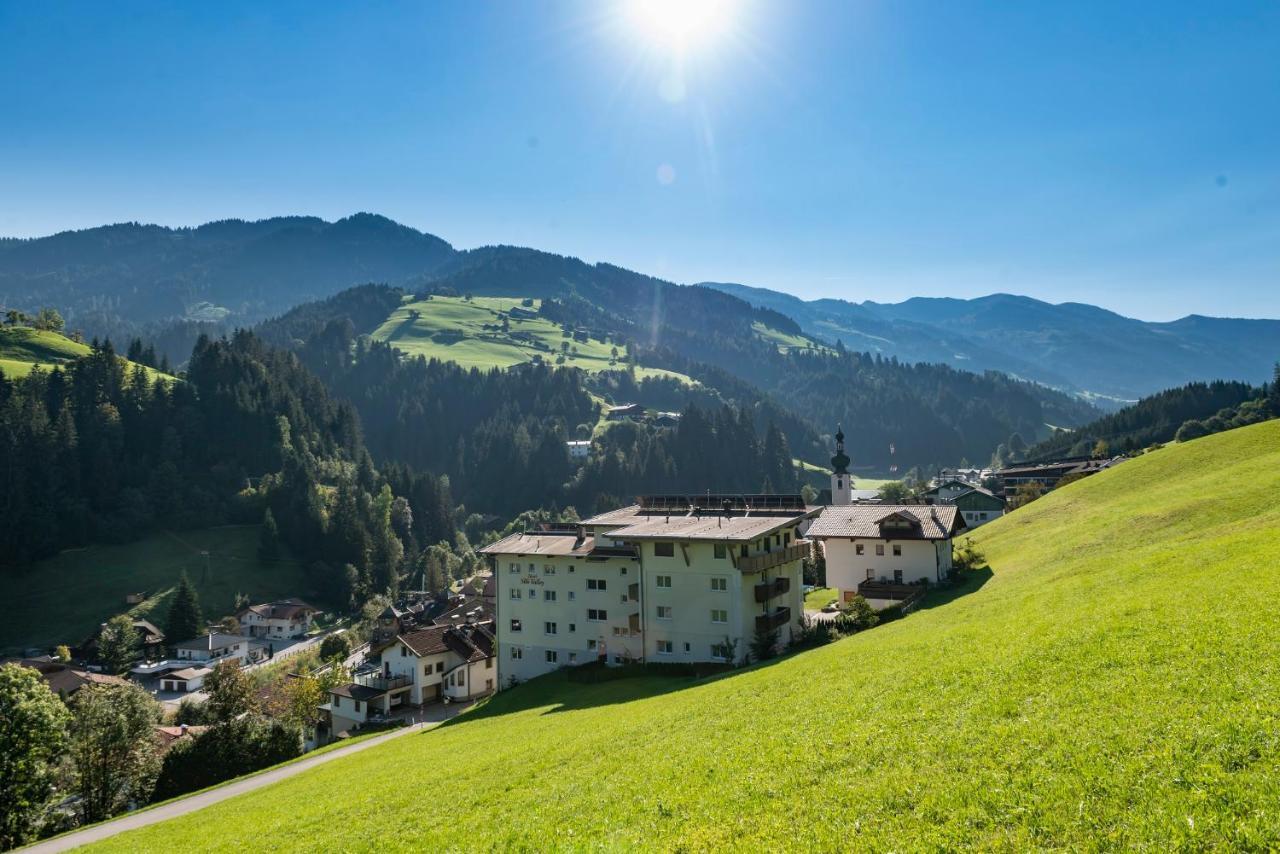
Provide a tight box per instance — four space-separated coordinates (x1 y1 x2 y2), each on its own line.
23 706 465 853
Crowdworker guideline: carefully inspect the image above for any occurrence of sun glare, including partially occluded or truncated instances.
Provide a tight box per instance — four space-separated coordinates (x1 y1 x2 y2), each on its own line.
627 0 734 51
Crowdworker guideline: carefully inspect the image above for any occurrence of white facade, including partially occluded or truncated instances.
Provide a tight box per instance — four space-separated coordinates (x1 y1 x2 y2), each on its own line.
238 603 315 639
485 505 812 687
566 440 591 460
822 537 952 602
173 634 250 665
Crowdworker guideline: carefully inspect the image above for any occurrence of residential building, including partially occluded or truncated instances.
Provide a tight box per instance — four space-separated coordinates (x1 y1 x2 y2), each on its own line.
481 494 816 686
154 724 209 751
321 621 496 736
920 481 1007 528
604 403 644 421
77 617 166 663
159 666 212 693
2 657 128 700
996 457 1124 498
237 598 319 639
172 632 252 666
807 505 966 605
566 439 592 459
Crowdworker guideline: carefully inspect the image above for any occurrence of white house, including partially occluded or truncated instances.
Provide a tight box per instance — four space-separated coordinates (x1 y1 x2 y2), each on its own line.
566 440 591 460
172 632 252 666
321 621 496 737
159 666 212 693
481 494 816 686
807 505 966 605
237 599 319 639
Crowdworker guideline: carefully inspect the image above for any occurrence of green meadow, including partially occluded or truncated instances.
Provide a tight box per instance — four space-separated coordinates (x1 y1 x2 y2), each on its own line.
371 295 696 383
0 326 174 381
1 525 315 654
91 420 1280 850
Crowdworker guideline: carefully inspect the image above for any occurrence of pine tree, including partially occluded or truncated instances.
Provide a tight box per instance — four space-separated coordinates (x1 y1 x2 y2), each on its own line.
258 509 280 561
166 572 203 644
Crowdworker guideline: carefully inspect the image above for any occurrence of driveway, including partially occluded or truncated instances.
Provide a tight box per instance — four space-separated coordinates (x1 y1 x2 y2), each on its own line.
22 702 473 853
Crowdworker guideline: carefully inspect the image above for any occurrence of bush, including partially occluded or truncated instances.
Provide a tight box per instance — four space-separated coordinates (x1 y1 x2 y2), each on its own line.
173 696 217 726
951 537 986 575
1175 419 1209 442
152 718 302 802
833 596 878 635
318 633 351 661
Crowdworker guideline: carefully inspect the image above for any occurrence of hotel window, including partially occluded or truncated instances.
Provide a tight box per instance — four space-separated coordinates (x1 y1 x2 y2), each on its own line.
855 544 865 556
546 650 558 664
656 605 673 620
544 590 557 602
710 577 727 592
587 609 607 622
713 543 727 559
656 640 673 655
568 623 576 633
509 562 519 574
510 588 521 600
893 545 902 556
544 622 557 635
543 564 556 575
711 609 728 624
654 542 675 557
656 575 672 589
876 544 885 556
510 619 522 633
511 647 523 660
587 578 607 591
587 639 597 650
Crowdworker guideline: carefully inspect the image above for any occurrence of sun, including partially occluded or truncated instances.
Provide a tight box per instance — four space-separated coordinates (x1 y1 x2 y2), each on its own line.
627 0 735 52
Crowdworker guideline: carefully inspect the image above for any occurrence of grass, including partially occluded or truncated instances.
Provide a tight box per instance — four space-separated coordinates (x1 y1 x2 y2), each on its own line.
1 525 317 654
751 321 832 355
0 326 174 382
90 420 1280 850
803 586 835 611
371 295 696 384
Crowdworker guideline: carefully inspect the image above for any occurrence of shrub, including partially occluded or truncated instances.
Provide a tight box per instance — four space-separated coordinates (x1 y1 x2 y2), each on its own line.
152 718 302 802
318 633 351 661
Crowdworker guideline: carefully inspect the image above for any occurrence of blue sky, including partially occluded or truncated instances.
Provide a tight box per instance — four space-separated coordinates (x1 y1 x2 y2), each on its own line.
1 1 1277 320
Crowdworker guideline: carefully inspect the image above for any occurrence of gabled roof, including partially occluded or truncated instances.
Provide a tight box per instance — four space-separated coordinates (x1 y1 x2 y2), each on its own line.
238 598 318 622
807 505 964 540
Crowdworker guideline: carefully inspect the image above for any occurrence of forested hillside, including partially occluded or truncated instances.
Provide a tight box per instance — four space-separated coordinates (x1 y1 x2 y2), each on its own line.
1028 378 1277 458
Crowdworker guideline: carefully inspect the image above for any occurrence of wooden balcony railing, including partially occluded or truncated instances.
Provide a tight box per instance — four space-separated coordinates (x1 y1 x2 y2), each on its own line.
738 542 809 575
754 606 792 634
753 576 792 603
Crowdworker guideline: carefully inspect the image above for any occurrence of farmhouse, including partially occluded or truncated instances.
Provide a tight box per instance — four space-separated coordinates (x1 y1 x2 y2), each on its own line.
481 494 816 685
807 505 966 605
3 657 128 700
78 617 167 662
237 598 319 639
605 403 644 421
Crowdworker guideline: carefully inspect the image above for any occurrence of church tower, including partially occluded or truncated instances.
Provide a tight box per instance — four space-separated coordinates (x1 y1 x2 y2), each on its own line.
830 426 853 506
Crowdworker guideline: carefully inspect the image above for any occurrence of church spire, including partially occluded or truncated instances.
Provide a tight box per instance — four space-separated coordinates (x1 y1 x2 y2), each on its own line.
830 425 850 475
830 425 853 506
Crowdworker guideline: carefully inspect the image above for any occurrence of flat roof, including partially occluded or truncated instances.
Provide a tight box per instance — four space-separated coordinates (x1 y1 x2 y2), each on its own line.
604 511 813 544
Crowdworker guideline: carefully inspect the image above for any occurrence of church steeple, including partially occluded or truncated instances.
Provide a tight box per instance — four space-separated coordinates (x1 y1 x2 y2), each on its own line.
830 425 853 506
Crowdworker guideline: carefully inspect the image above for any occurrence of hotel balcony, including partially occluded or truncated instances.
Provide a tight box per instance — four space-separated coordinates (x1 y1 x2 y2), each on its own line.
739 542 809 575
753 576 792 603
755 606 792 634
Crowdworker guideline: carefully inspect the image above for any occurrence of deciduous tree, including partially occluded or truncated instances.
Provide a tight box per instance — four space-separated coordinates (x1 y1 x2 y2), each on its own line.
0 663 72 849
68 682 161 823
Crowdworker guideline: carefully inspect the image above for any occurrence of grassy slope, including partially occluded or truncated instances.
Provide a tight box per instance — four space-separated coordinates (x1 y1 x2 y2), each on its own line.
1 525 315 654
0 327 173 381
94 421 1280 850
371 295 695 384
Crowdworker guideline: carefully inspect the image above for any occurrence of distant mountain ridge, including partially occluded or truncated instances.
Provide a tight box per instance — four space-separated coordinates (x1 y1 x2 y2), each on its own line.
704 282 1280 403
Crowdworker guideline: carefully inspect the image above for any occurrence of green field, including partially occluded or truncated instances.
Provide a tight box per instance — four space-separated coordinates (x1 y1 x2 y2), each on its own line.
0 326 174 381
1 525 317 654
751 321 832 355
91 420 1280 849
371 295 695 383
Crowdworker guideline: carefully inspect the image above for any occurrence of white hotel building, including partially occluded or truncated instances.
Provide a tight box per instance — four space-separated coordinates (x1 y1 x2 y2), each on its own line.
480 495 817 685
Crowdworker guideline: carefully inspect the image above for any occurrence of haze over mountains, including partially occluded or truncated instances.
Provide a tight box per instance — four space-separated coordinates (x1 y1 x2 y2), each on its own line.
2 213 1275 406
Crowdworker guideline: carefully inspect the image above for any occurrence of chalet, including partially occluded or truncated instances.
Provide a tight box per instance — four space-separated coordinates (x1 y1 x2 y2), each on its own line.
78 617 166 662
919 479 976 502
482 494 816 685
237 599 319 639
807 505 966 605
321 621 496 736
652 411 682 427
508 306 538 320
605 403 644 421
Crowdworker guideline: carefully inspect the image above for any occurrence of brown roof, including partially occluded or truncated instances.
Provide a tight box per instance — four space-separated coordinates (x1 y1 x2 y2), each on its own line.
479 530 596 557
399 621 497 662
239 598 319 621
807 505 964 541
154 724 209 748
603 511 813 544
398 625 452 657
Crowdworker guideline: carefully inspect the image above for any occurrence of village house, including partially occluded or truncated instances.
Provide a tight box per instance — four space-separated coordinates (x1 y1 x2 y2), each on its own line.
77 617 167 663
154 723 209 752
159 666 213 694
481 494 816 685
807 504 966 605
920 480 1007 528
321 620 496 737
3 657 128 701
605 403 645 421
566 439 591 459
172 631 253 666
237 598 319 640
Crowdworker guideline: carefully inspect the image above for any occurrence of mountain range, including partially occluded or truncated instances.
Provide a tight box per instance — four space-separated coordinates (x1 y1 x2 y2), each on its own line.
2 214 1274 408
704 282 1279 404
